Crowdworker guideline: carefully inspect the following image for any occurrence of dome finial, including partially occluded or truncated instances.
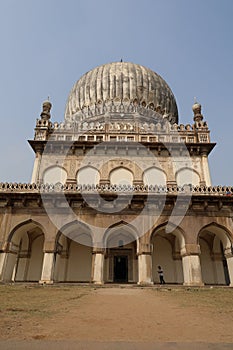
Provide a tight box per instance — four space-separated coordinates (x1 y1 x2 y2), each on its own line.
192 98 203 122
40 98 52 120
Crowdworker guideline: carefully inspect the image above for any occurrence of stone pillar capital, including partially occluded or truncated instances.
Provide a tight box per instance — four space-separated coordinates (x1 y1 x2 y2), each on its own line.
0 241 9 252
224 247 233 259
133 180 143 186
211 252 223 261
138 243 152 255
92 247 105 254
2 241 18 254
43 240 56 253
181 244 201 257
99 179 110 185
172 251 182 260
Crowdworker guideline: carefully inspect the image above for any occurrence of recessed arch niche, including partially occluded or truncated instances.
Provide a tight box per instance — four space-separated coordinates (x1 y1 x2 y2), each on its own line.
54 221 93 282
143 167 166 186
43 166 67 185
176 168 200 186
7 220 45 282
151 224 185 284
77 166 100 185
104 222 138 283
198 223 232 285
110 167 133 186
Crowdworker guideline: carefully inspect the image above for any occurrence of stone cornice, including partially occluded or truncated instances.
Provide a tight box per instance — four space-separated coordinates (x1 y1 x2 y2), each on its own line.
0 184 232 217
28 139 215 156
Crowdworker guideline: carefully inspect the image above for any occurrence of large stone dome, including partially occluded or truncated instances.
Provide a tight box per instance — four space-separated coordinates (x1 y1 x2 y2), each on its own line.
65 62 178 123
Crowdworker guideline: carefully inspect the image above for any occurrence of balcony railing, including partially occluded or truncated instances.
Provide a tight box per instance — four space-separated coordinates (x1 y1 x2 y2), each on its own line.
0 182 232 196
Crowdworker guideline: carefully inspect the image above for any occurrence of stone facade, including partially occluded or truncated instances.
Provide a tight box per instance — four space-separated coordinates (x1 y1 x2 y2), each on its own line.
0 62 233 286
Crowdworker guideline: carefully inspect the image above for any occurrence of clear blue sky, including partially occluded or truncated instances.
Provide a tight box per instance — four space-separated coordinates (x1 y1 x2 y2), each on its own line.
0 0 232 185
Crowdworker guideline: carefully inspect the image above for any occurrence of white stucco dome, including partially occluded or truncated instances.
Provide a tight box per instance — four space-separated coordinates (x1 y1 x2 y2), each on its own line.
65 61 178 123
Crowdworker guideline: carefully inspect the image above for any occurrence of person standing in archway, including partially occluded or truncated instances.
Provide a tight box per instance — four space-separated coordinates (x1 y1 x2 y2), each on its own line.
157 265 165 284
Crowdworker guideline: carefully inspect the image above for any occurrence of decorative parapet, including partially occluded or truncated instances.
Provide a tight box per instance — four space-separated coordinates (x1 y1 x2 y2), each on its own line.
33 99 211 145
0 183 39 192
34 117 210 144
0 182 232 196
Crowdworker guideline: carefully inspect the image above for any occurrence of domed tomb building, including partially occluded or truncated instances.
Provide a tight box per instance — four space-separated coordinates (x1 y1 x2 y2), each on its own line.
0 62 233 286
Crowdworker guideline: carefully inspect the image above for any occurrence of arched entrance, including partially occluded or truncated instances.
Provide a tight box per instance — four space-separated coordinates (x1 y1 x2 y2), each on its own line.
151 224 185 284
104 223 138 283
198 223 232 285
54 221 93 282
6 220 45 282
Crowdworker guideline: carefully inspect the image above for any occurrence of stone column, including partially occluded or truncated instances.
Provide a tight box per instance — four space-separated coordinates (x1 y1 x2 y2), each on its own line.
39 241 56 284
31 150 42 184
0 242 17 282
181 244 204 286
0 208 14 282
12 251 30 282
66 158 77 185
173 252 183 284
225 247 233 287
211 252 224 284
54 252 68 282
201 152 212 186
138 243 153 285
0 253 12 281
92 248 105 285
40 252 55 284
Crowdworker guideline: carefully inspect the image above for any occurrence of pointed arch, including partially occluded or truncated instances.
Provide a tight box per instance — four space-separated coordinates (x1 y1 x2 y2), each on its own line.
54 220 93 282
151 222 185 284
103 221 138 283
77 166 100 185
109 167 134 186
143 166 167 186
104 220 139 248
176 167 200 186
8 219 46 243
6 219 45 282
43 165 67 185
198 222 232 285
57 220 93 247
197 222 232 248
150 221 186 249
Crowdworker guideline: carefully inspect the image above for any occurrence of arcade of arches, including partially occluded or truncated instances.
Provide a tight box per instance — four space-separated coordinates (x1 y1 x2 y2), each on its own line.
1 218 233 286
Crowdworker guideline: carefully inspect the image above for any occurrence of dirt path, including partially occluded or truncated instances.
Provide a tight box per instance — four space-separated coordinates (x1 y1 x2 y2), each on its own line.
31 287 233 343
1 286 233 346
1 340 233 350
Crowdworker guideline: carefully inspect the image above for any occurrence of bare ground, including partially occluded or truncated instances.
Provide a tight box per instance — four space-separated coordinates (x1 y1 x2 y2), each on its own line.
0 284 233 344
